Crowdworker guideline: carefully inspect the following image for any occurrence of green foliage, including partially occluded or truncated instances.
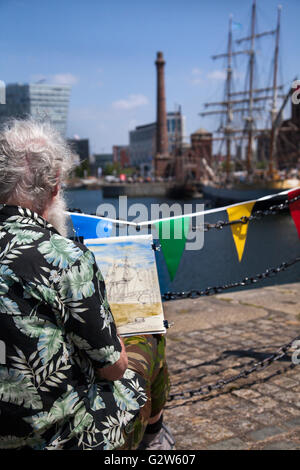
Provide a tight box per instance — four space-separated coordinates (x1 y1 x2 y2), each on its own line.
256 160 267 170
103 162 121 176
104 162 135 176
220 161 234 172
74 160 91 178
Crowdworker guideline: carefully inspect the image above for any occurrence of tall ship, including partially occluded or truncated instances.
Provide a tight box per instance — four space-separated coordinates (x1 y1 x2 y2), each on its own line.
199 0 300 205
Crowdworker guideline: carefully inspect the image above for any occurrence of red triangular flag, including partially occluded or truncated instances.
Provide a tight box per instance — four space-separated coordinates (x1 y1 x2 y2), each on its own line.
288 188 300 239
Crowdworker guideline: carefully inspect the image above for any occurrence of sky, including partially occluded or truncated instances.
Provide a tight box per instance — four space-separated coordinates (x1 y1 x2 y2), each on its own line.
87 238 155 277
0 0 299 154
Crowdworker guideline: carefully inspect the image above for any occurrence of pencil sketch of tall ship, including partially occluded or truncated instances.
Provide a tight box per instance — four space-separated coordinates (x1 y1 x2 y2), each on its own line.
106 256 161 306
86 235 164 334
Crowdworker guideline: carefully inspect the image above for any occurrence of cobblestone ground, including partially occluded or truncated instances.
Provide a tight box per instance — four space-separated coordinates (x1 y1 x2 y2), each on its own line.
163 290 300 450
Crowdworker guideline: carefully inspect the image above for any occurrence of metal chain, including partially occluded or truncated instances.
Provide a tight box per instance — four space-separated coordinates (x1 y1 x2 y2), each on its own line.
168 333 300 401
68 194 300 231
162 256 300 302
165 254 300 401
68 202 300 402
196 194 300 232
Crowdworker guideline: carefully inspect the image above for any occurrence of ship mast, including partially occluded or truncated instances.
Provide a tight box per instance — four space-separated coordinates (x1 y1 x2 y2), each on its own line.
245 0 256 174
225 15 233 181
268 5 282 177
201 0 282 181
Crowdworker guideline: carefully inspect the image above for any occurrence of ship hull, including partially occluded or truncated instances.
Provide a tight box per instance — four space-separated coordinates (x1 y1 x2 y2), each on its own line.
201 181 299 206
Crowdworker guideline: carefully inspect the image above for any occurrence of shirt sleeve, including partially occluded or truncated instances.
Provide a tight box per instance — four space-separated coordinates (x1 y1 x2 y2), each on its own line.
58 246 122 368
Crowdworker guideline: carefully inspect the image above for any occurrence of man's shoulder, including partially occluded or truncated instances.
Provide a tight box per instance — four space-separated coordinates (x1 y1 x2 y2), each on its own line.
34 232 91 272
0 219 92 277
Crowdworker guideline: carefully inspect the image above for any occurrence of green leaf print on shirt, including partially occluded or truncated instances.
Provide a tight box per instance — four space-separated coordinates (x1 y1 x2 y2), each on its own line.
59 251 95 301
12 230 44 245
38 234 82 269
0 297 21 315
0 367 42 409
13 316 64 364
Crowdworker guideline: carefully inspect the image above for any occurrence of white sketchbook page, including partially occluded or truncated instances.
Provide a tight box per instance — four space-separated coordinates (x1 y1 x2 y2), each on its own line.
84 235 166 336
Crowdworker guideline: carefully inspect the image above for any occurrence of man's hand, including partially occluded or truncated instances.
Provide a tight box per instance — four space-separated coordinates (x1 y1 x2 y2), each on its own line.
95 336 128 381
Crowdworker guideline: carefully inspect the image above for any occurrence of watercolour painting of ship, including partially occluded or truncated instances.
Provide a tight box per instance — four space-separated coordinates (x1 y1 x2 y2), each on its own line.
84 234 166 336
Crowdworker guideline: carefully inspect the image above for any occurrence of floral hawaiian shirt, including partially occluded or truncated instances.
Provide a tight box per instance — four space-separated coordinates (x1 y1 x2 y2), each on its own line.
0 205 147 450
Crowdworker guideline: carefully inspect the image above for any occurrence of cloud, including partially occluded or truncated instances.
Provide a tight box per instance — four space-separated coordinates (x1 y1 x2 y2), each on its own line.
112 94 149 110
52 73 79 85
190 68 204 85
192 68 202 76
207 70 227 81
191 68 245 86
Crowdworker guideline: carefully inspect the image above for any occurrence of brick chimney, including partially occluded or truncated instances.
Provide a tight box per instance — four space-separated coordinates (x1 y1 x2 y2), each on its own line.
155 51 169 159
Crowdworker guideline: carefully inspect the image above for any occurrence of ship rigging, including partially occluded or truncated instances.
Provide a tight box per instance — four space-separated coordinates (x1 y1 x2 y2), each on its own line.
200 0 298 185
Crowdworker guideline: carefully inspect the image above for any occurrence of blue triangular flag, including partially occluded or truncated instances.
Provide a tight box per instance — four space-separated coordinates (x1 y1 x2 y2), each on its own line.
232 21 243 31
70 213 113 239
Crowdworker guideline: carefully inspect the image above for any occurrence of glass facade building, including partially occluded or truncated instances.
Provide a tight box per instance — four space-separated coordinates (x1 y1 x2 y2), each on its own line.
0 83 71 136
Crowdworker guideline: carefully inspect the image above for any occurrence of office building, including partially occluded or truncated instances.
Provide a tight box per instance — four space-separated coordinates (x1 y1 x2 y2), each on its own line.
67 138 90 163
129 112 185 176
0 83 71 136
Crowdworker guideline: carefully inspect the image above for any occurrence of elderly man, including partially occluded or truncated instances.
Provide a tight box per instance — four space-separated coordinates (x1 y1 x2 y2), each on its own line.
0 118 174 450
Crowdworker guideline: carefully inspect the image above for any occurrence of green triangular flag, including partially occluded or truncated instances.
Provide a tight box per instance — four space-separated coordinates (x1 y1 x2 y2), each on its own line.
156 216 190 281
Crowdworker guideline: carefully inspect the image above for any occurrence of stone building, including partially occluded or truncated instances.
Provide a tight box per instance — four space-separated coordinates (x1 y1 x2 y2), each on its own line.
276 91 300 170
113 145 130 168
174 128 213 183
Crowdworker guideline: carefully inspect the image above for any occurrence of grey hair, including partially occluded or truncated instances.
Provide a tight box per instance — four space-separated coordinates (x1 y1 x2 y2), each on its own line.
0 118 75 213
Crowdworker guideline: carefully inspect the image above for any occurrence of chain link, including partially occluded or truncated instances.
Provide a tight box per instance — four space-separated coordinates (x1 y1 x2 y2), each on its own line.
168 333 300 401
196 194 300 232
162 256 300 302
68 193 300 231
164 254 300 401
68 198 300 403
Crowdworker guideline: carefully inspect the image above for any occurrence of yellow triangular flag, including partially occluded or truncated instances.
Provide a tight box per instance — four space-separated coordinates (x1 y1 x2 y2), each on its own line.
227 202 255 262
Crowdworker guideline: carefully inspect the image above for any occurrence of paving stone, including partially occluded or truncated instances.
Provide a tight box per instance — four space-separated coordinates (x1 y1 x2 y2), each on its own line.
224 417 258 433
252 383 281 395
275 391 298 404
247 426 284 441
207 437 248 450
284 416 300 429
232 389 261 400
253 412 282 426
262 441 300 450
281 407 300 417
197 423 234 442
165 287 300 450
273 377 299 389
249 396 278 409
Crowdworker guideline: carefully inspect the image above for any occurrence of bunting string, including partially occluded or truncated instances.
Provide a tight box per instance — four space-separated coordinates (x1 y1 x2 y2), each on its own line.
68 194 300 406
69 193 300 233
68 187 300 279
195 193 300 231
67 187 300 228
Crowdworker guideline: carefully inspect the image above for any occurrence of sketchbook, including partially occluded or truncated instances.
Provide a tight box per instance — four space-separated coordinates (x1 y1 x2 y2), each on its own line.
84 234 166 337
